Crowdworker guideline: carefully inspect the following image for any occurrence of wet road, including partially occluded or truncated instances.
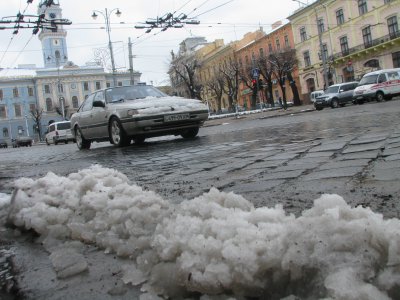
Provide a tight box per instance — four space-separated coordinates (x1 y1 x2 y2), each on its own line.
1 100 400 299
1 100 399 218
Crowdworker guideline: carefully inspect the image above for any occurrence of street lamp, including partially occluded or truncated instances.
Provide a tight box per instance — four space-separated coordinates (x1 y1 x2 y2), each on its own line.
91 8 122 87
293 0 329 89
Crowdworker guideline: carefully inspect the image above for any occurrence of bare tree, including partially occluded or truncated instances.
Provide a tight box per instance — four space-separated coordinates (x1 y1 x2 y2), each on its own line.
238 63 257 110
54 104 70 120
257 56 275 107
169 52 203 100
220 60 240 112
29 108 44 141
269 49 301 107
206 75 225 113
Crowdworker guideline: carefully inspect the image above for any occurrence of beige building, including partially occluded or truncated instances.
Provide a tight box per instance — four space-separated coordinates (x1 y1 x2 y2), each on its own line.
289 0 400 100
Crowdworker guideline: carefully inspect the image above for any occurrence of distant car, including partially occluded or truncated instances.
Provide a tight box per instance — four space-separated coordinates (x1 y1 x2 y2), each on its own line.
70 85 209 150
45 121 75 145
12 136 33 147
310 90 324 103
353 68 400 104
314 82 359 110
0 140 8 148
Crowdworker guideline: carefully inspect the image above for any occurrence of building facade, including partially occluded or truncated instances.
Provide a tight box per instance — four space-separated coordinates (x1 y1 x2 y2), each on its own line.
0 1 141 143
289 0 400 100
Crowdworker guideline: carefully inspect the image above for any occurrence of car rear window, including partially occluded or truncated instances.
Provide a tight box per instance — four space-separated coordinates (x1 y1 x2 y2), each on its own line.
57 122 71 130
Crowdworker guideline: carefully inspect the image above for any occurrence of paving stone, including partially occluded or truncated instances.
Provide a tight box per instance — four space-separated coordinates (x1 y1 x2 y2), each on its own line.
303 151 334 158
337 151 379 160
386 142 400 149
382 147 400 157
342 141 385 153
309 142 347 152
265 152 300 160
368 168 400 181
301 166 364 181
259 169 305 180
222 179 285 193
384 154 400 161
318 159 371 170
274 163 319 172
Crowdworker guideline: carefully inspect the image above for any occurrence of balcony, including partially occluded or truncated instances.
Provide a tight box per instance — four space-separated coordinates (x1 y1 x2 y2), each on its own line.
332 31 400 64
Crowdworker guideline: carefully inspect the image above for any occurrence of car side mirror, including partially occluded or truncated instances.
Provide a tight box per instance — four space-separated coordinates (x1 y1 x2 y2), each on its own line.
93 100 105 108
339 89 344 93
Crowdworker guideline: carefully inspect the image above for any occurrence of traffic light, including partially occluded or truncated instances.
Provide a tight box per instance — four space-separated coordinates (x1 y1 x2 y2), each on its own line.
252 79 257 88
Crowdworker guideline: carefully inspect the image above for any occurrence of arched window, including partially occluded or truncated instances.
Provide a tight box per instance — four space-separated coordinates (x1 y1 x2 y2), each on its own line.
72 96 79 108
2 127 8 138
55 50 61 59
306 78 316 93
364 59 380 68
46 98 53 111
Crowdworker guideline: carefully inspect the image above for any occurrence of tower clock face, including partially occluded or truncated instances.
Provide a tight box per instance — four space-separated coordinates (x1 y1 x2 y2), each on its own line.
49 13 56 19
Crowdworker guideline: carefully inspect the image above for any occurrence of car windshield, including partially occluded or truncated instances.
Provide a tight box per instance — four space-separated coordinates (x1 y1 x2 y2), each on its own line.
359 74 378 86
325 86 340 93
56 122 71 130
105 86 167 103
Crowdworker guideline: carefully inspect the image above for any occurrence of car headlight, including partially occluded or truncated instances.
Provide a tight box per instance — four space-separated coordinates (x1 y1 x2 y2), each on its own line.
127 109 139 116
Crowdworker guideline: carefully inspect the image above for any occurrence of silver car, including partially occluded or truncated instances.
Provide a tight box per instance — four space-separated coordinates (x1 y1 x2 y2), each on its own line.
70 85 209 150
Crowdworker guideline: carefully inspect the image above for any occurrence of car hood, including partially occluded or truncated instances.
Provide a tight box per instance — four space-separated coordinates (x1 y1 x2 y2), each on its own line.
109 96 208 114
316 93 336 99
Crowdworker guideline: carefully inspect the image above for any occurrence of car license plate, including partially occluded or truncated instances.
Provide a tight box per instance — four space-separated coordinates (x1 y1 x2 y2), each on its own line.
164 113 190 122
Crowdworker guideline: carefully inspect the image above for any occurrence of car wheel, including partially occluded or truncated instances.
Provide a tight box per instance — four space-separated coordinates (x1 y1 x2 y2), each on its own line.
376 92 384 102
315 107 323 111
75 127 91 150
181 127 199 139
331 99 339 108
109 117 130 147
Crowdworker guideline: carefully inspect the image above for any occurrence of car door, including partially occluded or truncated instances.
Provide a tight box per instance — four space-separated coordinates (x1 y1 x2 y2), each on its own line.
90 91 109 139
76 94 95 138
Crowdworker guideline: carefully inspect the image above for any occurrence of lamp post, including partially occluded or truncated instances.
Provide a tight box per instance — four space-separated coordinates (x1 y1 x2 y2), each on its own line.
91 8 122 87
293 0 329 89
25 115 30 137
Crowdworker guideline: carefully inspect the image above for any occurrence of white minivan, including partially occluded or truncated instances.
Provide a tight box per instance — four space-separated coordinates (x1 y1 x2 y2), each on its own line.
353 68 400 104
45 121 75 145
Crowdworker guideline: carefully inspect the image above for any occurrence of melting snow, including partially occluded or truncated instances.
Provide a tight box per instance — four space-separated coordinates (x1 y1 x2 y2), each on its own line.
5 165 400 299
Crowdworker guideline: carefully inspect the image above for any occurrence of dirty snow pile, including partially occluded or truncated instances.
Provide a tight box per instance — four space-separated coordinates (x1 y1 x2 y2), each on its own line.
6 165 400 299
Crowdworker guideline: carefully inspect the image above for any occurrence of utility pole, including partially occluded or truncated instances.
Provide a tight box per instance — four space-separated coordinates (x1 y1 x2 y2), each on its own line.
128 37 135 85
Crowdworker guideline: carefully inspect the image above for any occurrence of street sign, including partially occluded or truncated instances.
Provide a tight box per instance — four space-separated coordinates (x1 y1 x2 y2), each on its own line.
252 68 260 79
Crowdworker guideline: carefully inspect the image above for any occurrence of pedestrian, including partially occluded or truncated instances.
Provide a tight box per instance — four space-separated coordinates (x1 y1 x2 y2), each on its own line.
278 97 283 108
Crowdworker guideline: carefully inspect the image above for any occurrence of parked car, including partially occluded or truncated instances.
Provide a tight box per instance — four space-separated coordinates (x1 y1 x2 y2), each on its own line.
70 85 209 150
353 68 400 104
0 140 8 148
314 82 359 110
310 90 324 103
12 136 33 147
45 121 75 145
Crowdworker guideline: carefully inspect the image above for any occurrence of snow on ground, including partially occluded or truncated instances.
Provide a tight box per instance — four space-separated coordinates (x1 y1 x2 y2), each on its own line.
5 165 400 299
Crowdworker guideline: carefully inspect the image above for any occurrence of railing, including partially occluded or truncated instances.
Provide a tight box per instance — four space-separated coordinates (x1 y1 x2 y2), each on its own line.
332 31 399 60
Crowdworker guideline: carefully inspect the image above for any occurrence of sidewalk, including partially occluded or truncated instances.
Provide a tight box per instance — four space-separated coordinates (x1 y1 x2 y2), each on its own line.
204 104 315 127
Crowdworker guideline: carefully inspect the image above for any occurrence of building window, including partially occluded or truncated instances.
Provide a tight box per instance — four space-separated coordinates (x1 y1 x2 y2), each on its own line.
387 16 399 39
13 87 19 98
393 51 400 68
0 106 6 118
300 27 307 42
320 44 329 61
118 82 123 87
72 96 79 108
259 48 264 58
28 86 34 96
336 9 345 25
284 35 290 48
71 83 76 89
0 89 3 100
268 43 273 53
340 36 349 55
3 128 9 138
83 82 89 91
95 81 101 90
46 98 53 111
58 83 64 93
276 39 281 50
362 26 372 48
29 104 36 112
317 18 325 34
106 82 111 88
44 84 51 94
14 104 22 117
303 51 311 67
358 0 368 15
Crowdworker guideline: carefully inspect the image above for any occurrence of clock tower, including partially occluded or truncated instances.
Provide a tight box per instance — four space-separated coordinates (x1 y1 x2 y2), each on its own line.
38 0 69 68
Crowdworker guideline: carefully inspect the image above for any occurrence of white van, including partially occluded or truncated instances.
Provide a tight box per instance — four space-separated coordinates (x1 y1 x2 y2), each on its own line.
353 68 400 104
45 121 75 145
310 90 324 103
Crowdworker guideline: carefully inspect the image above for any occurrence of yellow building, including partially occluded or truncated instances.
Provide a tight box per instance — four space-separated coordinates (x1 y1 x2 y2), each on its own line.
289 0 400 101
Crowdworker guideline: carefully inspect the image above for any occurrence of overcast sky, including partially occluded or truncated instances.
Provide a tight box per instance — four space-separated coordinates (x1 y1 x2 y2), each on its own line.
0 0 304 85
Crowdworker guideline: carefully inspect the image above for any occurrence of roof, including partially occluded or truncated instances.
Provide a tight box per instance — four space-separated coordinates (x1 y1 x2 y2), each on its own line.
0 68 37 80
